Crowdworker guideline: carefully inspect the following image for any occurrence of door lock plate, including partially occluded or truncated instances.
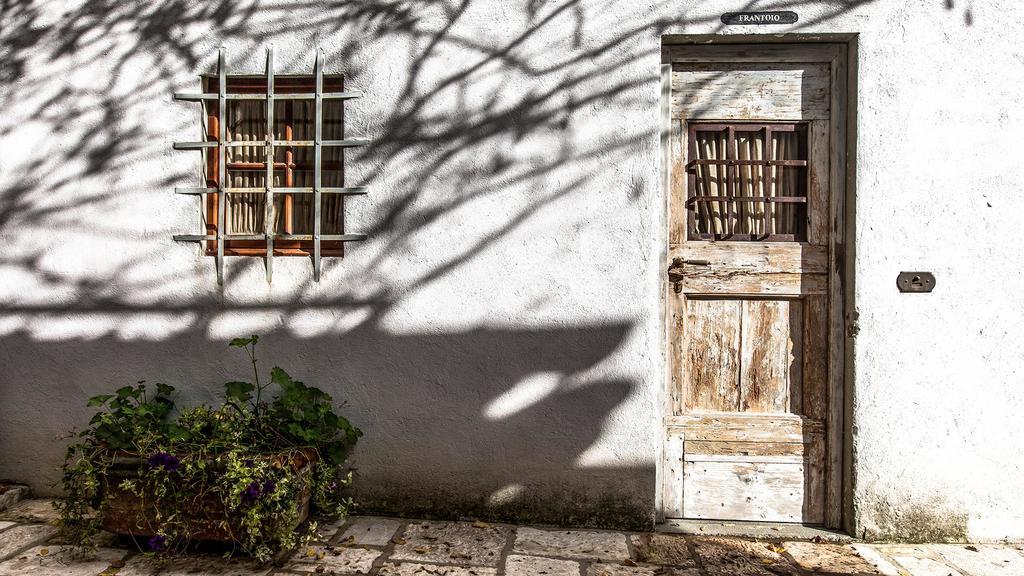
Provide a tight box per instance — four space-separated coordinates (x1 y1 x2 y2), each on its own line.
897 271 935 293
668 258 712 293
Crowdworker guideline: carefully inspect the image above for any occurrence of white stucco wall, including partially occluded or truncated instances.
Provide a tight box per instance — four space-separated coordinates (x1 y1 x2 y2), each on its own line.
0 0 1021 539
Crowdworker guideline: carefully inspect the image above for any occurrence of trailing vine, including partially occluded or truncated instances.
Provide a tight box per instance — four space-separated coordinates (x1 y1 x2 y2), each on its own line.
56 336 361 563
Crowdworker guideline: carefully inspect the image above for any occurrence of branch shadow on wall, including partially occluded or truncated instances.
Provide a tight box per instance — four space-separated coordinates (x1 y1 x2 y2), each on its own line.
0 0 880 528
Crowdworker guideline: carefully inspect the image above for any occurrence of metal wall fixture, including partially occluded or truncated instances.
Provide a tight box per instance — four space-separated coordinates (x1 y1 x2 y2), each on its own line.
172 46 369 284
896 271 936 293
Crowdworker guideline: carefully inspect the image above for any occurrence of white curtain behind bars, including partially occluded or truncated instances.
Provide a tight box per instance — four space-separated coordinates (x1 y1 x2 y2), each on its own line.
222 100 345 235
693 130 801 237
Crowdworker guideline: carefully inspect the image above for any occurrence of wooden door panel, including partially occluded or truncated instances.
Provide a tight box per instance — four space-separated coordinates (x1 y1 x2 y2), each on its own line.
671 244 828 296
684 440 805 457
683 459 809 522
677 298 806 415
739 299 802 413
670 63 831 120
673 243 828 273
662 43 844 65
666 413 826 523
802 295 829 420
808 120 831 245
676 273 826 296
667 413 824 441
682 299 741 412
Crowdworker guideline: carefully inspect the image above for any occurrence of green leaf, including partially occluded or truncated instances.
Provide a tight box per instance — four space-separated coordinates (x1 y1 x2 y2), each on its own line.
155 383 175 397
86 394 113 407
166 424 192 441
153 396 174 414
229 335 258 348
324 412 339 429
325 443 346 465
224 380 255 402
115 385 135 398
270 367 293 387
335 417 362 443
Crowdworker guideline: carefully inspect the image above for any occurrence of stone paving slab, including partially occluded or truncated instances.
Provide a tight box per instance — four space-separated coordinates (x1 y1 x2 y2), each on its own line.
505 553 580 576
630 533 695 566
588 562 703 576
0 487 28 515
850 545 902 576
340 517 404 546
888 554 965 576
120 554 273 575
0 523 13 533
783 541 884 574
589 564 655 576
378 562 498 576
287 545 382 574
932 544 1024 576
689 537 797 576
869 544 968 576
513 527 630 562
391 521 511 567
0 500 57 524
872 544 936 558
315 516 351 542
0 524 57 561
0 545 125 576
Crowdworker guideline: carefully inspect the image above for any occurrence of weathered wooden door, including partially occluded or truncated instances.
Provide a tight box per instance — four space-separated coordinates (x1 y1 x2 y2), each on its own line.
661 44 847 527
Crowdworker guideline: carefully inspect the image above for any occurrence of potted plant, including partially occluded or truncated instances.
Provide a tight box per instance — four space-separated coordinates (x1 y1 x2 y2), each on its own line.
55 336 361 562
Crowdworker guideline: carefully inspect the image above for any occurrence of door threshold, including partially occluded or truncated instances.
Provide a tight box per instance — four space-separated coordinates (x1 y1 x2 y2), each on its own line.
657 519 851 543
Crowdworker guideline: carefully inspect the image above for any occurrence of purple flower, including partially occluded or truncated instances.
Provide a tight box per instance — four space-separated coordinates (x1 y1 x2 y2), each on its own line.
146 452 180 472
329 481 338 490
262 479 276 495
240 481 262 504
147 535 167 552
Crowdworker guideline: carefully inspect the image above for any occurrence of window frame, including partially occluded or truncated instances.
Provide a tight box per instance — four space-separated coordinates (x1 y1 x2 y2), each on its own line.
686 121 809 242
173 48 370 284
201 74 347 257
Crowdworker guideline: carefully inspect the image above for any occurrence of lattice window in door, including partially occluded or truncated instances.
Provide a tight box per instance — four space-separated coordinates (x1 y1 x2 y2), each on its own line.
687 123 808 241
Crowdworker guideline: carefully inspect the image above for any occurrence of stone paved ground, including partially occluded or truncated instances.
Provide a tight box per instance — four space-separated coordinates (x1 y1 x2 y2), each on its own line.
1 499 1023 576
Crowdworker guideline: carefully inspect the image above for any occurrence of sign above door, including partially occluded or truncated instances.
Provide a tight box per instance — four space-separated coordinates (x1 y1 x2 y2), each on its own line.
721 11 799 25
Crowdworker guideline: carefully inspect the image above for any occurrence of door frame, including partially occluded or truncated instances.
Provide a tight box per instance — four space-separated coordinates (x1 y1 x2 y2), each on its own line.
656 34 859 533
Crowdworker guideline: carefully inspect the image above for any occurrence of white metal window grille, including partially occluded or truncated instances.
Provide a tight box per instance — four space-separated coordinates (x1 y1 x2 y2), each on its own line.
172 47 369 283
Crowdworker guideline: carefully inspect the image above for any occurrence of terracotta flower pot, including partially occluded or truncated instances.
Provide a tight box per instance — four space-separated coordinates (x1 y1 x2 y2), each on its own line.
98 448 318 543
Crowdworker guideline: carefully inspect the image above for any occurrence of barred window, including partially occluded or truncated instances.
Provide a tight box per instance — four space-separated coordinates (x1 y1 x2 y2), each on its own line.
686 123 808 241
173 48 368 283
211 75 348 255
